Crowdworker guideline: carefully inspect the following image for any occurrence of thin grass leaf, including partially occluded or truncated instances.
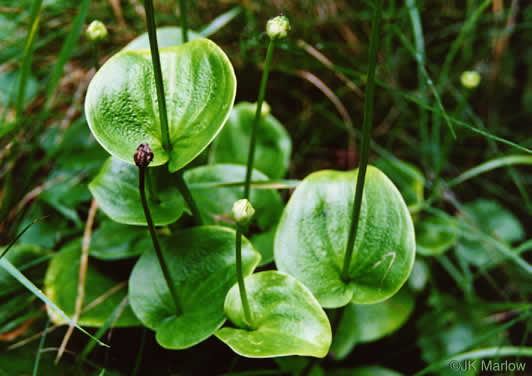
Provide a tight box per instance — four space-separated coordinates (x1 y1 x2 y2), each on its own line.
188 179 301 190
448 155 532 187
199 6 242 37
32 318 49 376
15 0 44 121
0 258 109 348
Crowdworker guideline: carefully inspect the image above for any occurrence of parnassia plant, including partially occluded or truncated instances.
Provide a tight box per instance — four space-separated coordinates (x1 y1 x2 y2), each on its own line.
41 1 415 364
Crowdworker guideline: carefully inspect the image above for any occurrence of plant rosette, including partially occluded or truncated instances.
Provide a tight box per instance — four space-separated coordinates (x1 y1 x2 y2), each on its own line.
275 166 416 308
85 37 236 172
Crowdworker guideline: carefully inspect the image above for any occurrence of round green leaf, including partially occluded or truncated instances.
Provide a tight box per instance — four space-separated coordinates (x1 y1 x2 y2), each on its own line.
85 38 236 172
123 26 202 51
456 199 524 267
375 157 424 213
215 271 331 358
89 157 186 226
275 166 416 308
185 164 283 231
211 102 292 178
90 219 150 260
416 215 457 256
331 288 415 360
128 226 261 349
44 240 139 327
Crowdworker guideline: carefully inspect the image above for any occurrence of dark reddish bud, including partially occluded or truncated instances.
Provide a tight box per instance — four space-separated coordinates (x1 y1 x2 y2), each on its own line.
134 143 154 167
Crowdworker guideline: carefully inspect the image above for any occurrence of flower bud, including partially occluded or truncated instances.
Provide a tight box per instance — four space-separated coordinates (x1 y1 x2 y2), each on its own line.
232 199 255 226
266 16 290 40
460 70 481 89
134 143 154 168
86 20 108 41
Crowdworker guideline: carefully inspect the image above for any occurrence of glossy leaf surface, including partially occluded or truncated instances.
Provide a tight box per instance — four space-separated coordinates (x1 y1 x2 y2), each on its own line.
89 157 186 225
416 215 457 256
275 166 416 307
215 271 331 358
85 38 236 172
375 157 424 213
44 240 139 327
90 219 150 260
129 226 261 349
123 26 201 51
185 164 283 231
211 102 292 178
331 288 415 360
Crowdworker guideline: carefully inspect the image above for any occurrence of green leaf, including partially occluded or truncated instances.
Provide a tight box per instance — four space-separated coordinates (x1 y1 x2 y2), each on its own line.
250 228 275 266
416 215 457 256
275 166 416 308
215 271 332 358
129 226 261 349
185 164 283 231
329 366 404 376
0 244 50 299
331 288 415 360
44 239 139 327
408 258 429 292
123 26 201 51
85 38 236 172
211 102 292 179
90 219 149 260
456 199 524 267
374 157 424 213
89 157 186 226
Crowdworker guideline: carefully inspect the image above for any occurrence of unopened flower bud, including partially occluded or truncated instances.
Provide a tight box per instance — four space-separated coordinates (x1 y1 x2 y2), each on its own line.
87 20 108 41
460 70 481 89
266 16 290 40
232 199 255 226
134 143 154 168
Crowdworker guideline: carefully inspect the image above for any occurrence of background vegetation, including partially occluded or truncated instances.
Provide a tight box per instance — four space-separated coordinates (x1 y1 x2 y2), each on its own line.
0 0 531 375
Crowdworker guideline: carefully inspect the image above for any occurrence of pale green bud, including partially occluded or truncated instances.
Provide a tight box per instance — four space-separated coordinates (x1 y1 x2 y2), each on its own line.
87 20 108 41
266 16 290 40
232 199 255 226
460 70 481 89
257 101 270 117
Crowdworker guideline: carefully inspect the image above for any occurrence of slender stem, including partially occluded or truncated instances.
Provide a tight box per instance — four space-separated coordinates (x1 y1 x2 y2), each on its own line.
178 0 188 43
235 226 253 327
341 0 383 281
143 0 172 152
243 39 276 199
175 171 202 224
138 165 181 315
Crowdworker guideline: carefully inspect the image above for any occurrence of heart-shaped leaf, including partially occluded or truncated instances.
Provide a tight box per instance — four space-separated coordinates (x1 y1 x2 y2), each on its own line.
123 26 201 51
331 288 415 360
210 102 292 179
44 240 139 327
215 271 331 358
275 166 416 308
85 38 236 172
375 157 424 213
128 226 261 349
416 214 457 256
90 219 150 260
185 164 283 231
89 157 186 225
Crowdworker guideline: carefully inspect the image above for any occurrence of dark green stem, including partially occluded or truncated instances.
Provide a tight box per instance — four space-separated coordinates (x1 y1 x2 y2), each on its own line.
178 0 188 43
175 171 202 224
235 226 253 327
138 165 181 315
341 0 383 281
143 0 172 152
243 38 276 199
